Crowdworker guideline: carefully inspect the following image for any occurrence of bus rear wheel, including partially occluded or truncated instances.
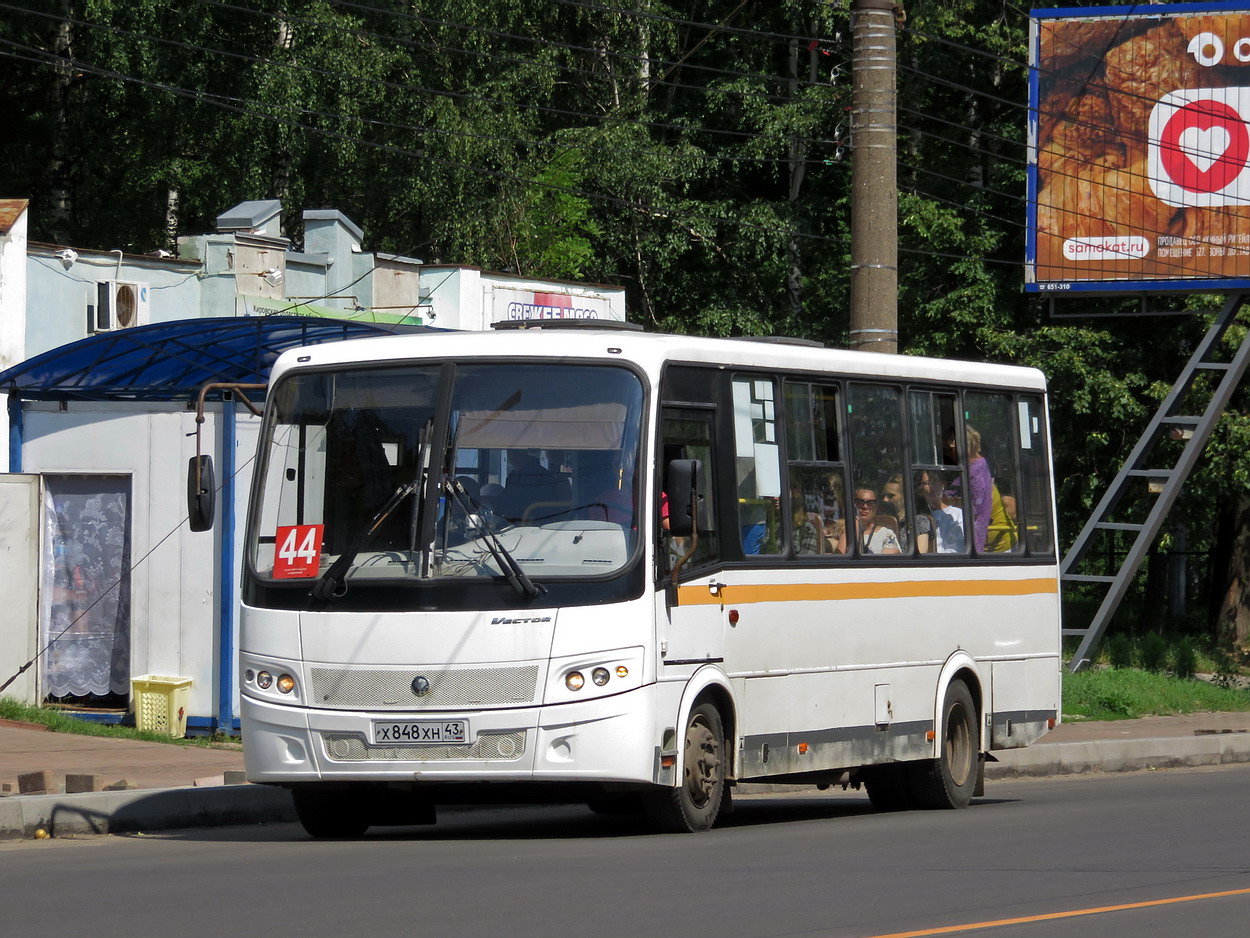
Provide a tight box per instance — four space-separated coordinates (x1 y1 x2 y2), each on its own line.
645 702 726 833
292 788 370 839
909 680 978 810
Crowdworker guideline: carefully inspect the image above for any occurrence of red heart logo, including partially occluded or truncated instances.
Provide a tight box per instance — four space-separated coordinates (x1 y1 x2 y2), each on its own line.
1159 99 1250 194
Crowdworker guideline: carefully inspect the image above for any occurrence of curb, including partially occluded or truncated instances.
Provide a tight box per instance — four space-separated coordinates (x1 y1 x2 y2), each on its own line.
986 735 1250 778
0 785 295 840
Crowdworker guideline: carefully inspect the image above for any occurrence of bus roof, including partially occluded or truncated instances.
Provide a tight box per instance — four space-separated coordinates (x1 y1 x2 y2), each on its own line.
268 327 1048 392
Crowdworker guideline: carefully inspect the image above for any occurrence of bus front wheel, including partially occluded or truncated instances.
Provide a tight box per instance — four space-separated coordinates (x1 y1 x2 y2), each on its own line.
908 680 978 809
645 702 726 833
292 788 370 839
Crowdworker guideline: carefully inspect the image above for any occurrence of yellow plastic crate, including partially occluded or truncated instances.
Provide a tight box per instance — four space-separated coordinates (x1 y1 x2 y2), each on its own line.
131 675 193 738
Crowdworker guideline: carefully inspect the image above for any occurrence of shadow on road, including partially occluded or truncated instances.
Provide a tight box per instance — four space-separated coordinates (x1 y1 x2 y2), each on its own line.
132 791 1018 844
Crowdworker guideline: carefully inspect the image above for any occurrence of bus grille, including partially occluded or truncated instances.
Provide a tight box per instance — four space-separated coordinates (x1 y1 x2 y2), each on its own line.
321 731 526 762
309 664 540 710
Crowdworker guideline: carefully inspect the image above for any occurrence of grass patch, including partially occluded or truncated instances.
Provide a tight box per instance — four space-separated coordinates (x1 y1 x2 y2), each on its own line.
1064 668 1250 721
0 697 238 748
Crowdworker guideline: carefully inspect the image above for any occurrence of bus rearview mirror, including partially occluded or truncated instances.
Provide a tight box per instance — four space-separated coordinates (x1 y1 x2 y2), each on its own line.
666 458 701 537
188 455 215 532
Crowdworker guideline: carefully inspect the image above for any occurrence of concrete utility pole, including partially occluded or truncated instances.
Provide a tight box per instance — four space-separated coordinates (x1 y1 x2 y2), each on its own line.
849 0 899 354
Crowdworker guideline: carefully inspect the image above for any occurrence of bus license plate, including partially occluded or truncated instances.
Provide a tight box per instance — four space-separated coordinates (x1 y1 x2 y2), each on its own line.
372 720 468 745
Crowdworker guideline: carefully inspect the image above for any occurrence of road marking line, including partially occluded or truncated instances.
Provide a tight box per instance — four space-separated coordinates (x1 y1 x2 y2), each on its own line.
866 885 1250 937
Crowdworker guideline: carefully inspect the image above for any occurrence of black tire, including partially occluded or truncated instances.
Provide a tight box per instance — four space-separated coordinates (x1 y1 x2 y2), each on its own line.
645 701 727 832
291 788 370 839
862 764 913 812
909 680 979 810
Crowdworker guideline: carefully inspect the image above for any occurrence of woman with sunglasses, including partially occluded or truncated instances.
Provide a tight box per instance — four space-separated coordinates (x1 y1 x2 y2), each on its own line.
853 488 901 555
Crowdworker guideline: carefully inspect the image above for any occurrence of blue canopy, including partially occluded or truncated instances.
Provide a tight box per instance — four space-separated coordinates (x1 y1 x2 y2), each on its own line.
0 316 435 402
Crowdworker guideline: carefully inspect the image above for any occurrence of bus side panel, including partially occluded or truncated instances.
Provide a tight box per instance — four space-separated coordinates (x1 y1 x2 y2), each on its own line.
990 656 1061 750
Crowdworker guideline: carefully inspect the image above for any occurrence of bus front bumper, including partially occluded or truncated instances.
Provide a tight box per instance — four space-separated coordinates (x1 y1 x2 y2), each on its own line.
241 685 665 787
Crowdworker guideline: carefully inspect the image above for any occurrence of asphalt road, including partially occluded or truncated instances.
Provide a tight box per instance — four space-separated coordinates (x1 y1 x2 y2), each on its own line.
4 766 1250 938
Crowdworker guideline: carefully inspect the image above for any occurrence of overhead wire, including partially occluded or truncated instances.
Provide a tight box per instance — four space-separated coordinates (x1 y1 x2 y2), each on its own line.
0 0 850 177
4 0 850 156
208 0 845 102
0 38 857 259
552 0 844 45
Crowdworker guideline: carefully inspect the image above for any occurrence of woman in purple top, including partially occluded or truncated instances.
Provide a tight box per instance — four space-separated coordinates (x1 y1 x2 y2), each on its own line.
944 427 992 554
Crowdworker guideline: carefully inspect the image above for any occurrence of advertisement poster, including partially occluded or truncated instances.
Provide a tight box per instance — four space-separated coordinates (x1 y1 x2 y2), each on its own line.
490 287 617 322
1029 4 1250 292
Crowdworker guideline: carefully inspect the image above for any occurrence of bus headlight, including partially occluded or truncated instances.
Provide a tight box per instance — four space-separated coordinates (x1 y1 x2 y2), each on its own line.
547 648 643 704
276 673 297 695
257 670 273 689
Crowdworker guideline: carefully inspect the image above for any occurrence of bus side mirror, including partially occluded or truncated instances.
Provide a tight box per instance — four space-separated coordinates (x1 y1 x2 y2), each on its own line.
666 458 701 537
188 455 215 532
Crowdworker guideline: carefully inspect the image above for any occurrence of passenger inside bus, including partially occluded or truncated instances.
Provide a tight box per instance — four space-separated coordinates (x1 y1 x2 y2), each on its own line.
920 470 965 553
852 488 901 555
498 449 571 523
791 487 823 555
582 451 635 525
882 473 932 554
986 479 1019 552
943 427 992 553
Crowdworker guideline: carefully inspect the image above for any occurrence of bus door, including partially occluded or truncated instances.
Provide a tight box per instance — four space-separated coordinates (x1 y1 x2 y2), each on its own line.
658 407 725 667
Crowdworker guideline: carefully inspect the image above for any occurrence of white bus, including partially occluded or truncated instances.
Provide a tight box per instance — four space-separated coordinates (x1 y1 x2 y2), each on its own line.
221 322 1061 836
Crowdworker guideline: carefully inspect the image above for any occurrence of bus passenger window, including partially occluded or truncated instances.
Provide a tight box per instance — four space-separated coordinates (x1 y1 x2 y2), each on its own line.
785 381 846 558
909 391 966 555
965 392 1023 555
847 383 905 559
733 377 782 556
1017 395 1055 555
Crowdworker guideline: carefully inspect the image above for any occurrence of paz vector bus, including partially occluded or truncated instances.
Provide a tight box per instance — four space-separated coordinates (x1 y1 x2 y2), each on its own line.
190 320 1060 836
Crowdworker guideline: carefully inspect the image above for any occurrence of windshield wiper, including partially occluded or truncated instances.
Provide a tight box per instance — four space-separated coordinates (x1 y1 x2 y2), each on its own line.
311 480 418 602
447 478 544 599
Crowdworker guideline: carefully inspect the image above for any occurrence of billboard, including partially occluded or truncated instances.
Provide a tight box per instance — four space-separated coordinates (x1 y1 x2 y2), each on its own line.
489 287 618 322
1029 3 1250 293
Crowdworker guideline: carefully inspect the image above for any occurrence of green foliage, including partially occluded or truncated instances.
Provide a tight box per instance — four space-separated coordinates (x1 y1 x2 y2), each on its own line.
1173 638 1199 680
1106 634 1134 670
1063 668 1250 722
1140 633 1168 673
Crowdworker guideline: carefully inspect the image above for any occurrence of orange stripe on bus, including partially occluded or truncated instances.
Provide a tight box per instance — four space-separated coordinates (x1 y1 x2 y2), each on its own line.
675 577 1058 606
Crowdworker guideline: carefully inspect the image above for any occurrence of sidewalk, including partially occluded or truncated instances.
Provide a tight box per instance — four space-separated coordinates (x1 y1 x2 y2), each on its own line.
3 712 1250 839
0 719 292 840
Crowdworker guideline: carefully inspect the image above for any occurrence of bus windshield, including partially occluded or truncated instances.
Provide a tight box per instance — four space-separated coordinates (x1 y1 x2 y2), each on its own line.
249 361 644 593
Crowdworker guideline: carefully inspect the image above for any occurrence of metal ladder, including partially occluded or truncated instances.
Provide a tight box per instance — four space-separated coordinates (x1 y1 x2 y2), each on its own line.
1062 293 1250 671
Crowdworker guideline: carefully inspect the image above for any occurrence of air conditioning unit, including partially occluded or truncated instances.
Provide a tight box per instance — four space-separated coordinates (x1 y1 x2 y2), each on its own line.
89 281 150 333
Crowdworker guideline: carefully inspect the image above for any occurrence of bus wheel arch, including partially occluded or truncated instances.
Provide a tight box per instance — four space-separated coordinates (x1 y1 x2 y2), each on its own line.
649 672 735 832
933 655 985 756
672 669 737 776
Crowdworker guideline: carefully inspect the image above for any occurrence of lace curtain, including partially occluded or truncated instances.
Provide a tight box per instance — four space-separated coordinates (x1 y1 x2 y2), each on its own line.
40 476 131 699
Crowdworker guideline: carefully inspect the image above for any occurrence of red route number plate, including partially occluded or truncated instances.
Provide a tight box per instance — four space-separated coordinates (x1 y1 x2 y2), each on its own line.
272 524 324 579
